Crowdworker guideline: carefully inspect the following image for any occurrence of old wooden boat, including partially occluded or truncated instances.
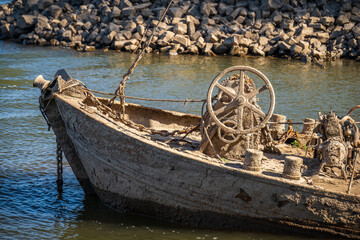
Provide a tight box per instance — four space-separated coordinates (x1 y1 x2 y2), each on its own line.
34 67 360 239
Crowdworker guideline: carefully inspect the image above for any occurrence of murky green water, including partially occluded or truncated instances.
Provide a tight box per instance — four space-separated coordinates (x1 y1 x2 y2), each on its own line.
0 40 359 240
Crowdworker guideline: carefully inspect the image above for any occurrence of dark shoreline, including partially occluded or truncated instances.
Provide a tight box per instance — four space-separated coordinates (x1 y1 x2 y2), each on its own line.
0 0 359 63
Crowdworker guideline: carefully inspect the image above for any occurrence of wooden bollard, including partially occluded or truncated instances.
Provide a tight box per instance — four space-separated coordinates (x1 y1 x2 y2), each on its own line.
269 114 287 140
282 156 303 180
301 118 316 135
244 149 263 172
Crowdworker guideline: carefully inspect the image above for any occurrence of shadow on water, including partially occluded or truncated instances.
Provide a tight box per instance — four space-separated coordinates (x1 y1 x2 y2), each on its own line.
60 195 325 240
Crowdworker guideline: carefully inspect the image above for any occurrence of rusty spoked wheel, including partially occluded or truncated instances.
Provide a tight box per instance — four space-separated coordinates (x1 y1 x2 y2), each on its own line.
207 65 275 135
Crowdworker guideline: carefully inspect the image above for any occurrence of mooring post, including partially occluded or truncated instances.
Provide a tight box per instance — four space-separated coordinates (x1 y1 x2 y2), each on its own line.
301 118 316 135
269 114 287 140
283 156 303 180
244 149 263 172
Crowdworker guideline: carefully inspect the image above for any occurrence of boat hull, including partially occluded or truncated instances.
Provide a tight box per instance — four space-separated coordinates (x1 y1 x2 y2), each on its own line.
45 92 360 239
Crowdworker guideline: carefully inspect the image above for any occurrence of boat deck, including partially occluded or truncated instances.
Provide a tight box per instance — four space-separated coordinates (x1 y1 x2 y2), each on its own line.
61 91 360 197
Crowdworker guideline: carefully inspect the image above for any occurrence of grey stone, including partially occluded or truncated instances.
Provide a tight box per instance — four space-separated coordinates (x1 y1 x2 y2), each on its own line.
157 39 169 47
223 36 238 47
343 22 355 33
310 38 321 48
352 23 360 38
186 15 200 26
316 32 330 43
201 17 215 26
252 46 265 56
188 22 196 36
273 13 282 25
187 44 199 54
122 30 132 40
218 3 227 16
259 36 269 46
311 8 321 18
124 21 136 31
191 31 202 41
203 43 216 56
124 44 137 52
120 0 132 8
239 8 248 17
111 6 121 19
285 36 296 45
195 36 206 49
309 23 326 31
228 8 241 21
173 23 187 35
102 31 116 45
229 45 241 56
173 34 190 47
17 15 37 29
261 0 282 11
188 5 201 18
62 30 72 41
36 15 50 30
39 0 54 10
278 41 291 51
83 21 92 31
134 3 152 11
213 42 228 55
320 16 335 27
323 1 341 17
83 45 95 51
122 7 136 18
239 37 252 47
336 12 350 25
299 26 315 37
137 25 145 36
259 22 275 35
330 26 343 39
160 31 175 42
49 38 59 46
348 38 357 49
59 19 68 28
206 33 218 43
25 0 39 12
168 7 185 18
49 5 62 19
290 44 302 55
235 15 246 24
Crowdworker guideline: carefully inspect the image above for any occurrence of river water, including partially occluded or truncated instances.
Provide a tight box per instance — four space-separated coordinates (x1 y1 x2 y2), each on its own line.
0 39 359 240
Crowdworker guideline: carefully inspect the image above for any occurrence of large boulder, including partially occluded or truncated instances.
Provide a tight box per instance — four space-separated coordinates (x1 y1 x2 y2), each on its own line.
17 15 37 29
49 5 62 19
173 34 190 47
25 0 39 12
260 0 282 12
111 6 121 19
168 7 185 18
62 30 72 41
173 23 187 35
352 23 360 38
336 12 351 25
38 0 54 10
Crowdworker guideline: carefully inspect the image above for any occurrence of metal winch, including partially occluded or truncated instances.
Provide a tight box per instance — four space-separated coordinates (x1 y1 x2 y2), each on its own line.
199 66 275 160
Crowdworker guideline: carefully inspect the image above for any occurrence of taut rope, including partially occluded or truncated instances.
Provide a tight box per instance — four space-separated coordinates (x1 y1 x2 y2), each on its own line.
110 0 174 119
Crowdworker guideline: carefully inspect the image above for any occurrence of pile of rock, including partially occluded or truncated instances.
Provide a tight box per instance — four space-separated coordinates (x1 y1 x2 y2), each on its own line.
1 0 360 62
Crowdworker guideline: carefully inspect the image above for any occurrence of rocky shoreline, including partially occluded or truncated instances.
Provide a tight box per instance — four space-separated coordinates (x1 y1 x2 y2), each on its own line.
0 0 360 62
